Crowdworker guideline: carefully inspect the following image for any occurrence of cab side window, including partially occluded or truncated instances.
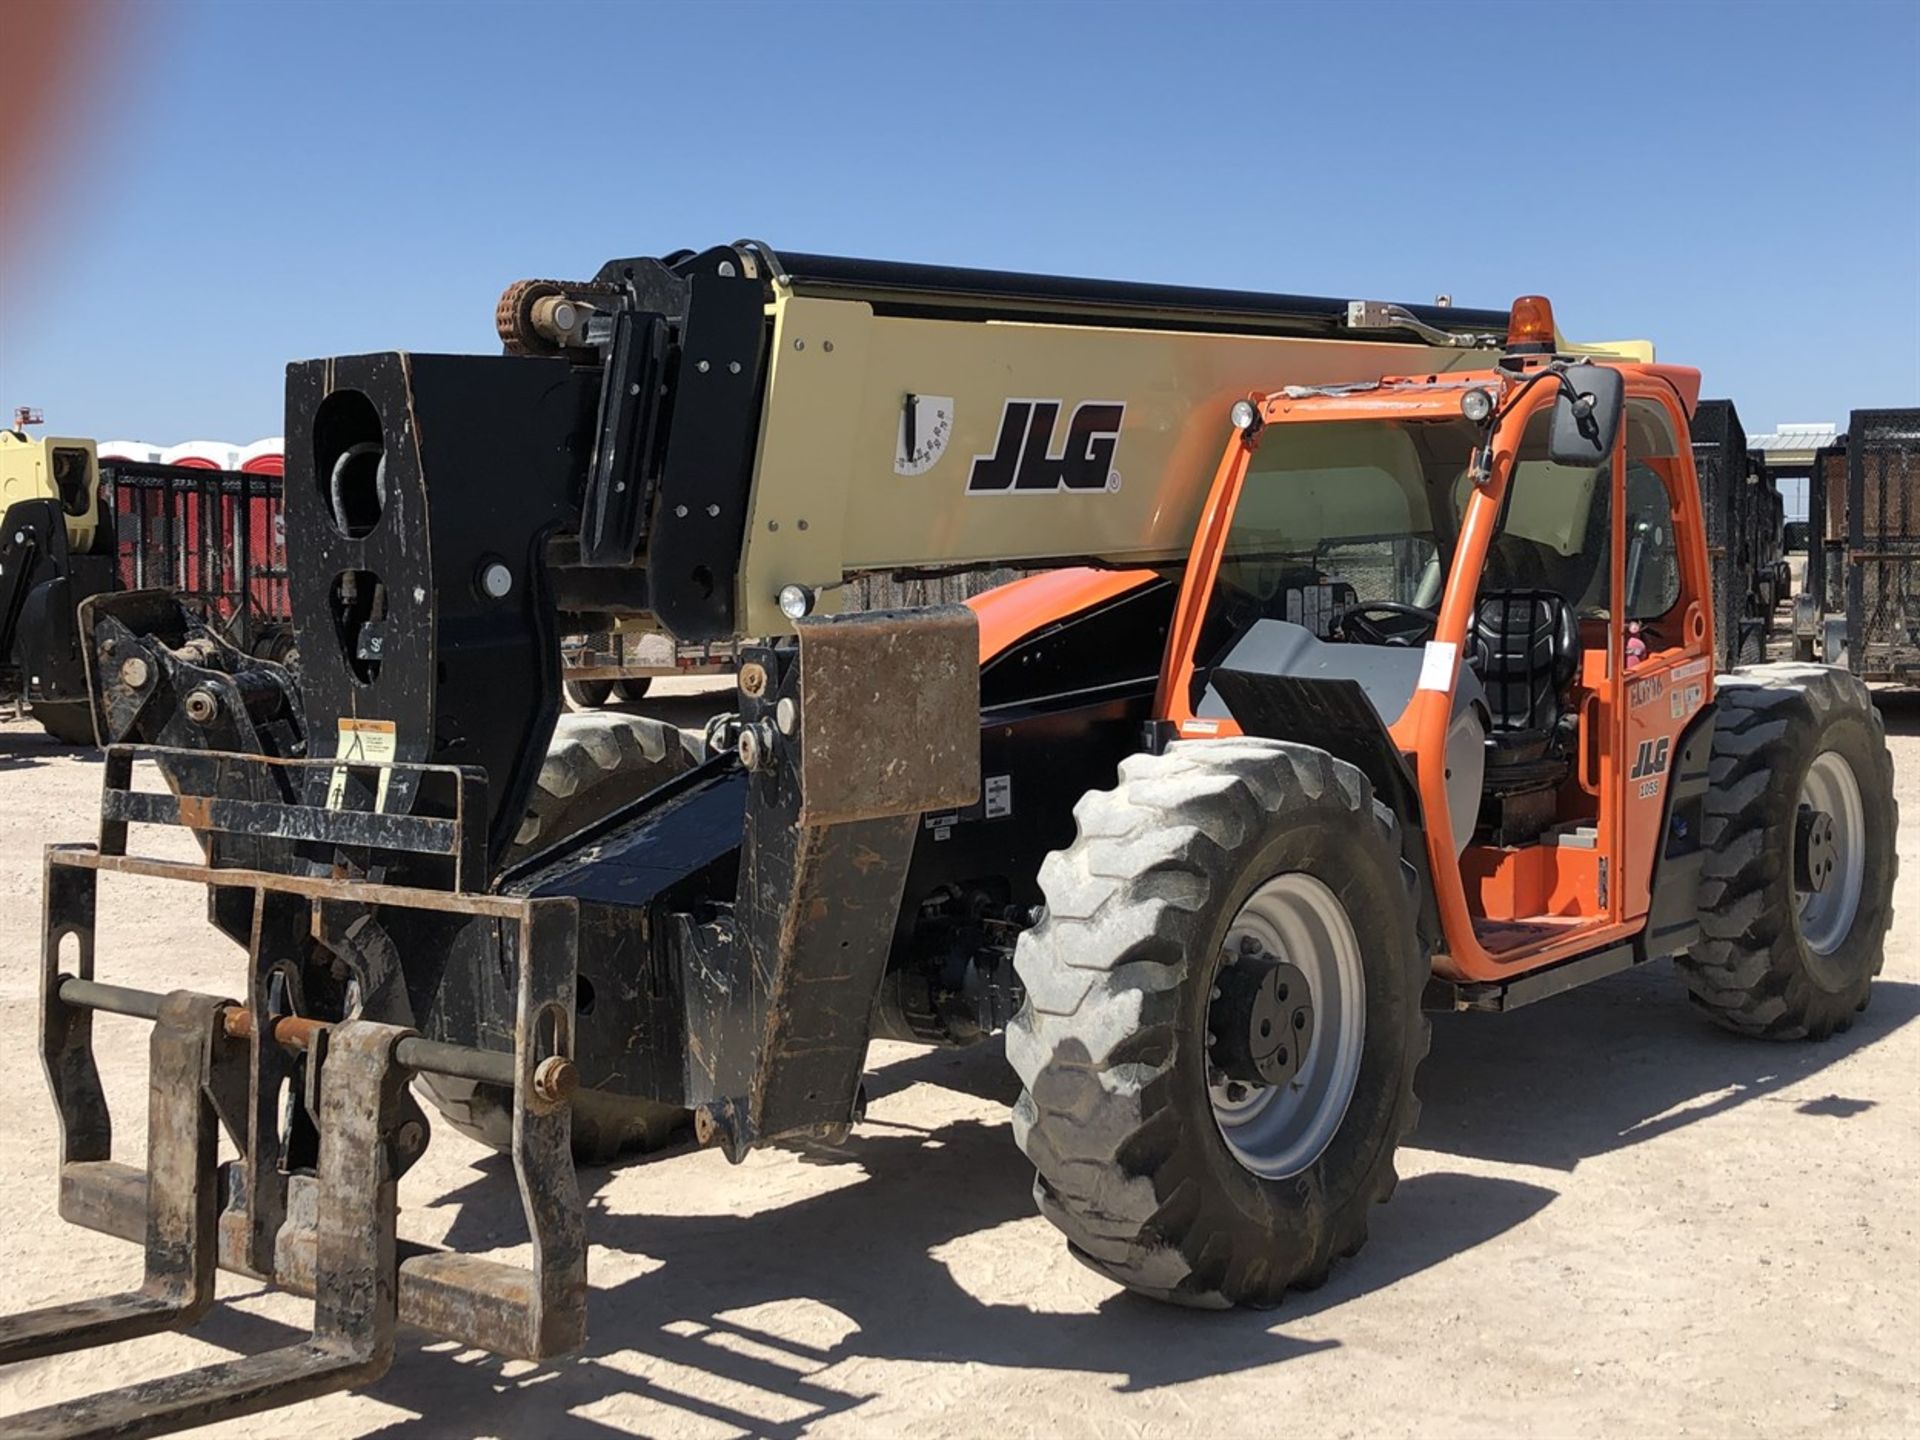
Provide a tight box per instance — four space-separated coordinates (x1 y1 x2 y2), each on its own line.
1624 460 1681 619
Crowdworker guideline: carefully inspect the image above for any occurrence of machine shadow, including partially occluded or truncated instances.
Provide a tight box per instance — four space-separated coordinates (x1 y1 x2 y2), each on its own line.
190 965 1906 1434
1412 962 1918 1171
341 1126 1550 1436
0 726 97 772
190 1039 1551 1434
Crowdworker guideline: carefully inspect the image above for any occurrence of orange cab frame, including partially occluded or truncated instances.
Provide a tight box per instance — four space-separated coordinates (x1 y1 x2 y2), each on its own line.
1153 359 1714 983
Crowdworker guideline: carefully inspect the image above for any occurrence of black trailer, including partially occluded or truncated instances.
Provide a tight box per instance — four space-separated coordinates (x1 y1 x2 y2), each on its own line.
1691 398 1786 667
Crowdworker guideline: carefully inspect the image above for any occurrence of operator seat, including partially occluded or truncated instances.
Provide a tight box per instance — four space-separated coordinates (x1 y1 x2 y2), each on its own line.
1471 590 1580 801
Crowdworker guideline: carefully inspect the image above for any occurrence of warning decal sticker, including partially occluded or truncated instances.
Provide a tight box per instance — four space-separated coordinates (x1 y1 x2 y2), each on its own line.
327 717 398 812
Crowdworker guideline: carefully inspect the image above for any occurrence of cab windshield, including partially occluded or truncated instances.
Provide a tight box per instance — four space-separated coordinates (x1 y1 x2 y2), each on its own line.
1193 413 1610 670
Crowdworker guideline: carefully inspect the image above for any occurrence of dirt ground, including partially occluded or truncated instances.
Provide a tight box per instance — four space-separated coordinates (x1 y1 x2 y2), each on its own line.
0 678 1914 1439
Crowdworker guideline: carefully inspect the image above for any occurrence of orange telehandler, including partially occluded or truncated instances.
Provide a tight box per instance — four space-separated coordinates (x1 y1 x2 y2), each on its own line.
0 246 1894 1432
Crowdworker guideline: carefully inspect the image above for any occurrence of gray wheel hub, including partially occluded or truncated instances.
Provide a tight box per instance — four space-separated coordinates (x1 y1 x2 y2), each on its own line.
1207 873 1365 1180
1209 947 1312 1089
1796 750 1866 959
1795 806 1836 894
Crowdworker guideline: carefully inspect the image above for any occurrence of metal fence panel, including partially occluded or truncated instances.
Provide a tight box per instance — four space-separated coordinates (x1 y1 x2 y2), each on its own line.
101 462 290 643
1842 409 1920 675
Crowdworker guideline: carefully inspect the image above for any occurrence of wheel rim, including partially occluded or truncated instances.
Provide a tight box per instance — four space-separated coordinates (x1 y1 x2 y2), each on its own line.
1207 873 1365 1179
1796 749 1866 961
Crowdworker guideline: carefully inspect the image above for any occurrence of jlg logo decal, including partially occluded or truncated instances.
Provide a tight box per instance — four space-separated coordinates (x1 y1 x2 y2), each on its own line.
1631 736 1670 799
967 399 1125 494
1630 737 1670 779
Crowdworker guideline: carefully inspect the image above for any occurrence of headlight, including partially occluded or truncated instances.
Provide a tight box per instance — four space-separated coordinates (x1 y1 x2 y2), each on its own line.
778 584 815 621
1230 399 1259 431
1460 387 1494 424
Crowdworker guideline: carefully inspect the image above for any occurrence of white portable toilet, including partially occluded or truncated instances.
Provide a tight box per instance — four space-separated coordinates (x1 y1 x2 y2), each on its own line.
160 440 240 470
237 437 285 475
97 439 164 463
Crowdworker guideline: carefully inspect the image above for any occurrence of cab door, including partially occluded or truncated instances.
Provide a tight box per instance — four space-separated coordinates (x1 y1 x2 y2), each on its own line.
1613 402 1714 922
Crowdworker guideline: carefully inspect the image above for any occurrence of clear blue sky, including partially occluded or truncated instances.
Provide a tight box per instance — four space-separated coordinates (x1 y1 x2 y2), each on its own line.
3 0 1915 443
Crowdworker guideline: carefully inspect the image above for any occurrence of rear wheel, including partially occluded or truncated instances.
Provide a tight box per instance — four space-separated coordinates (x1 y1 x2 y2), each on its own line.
609 677 652 703
507 711 702 865
1677 664 1896 1038
418 710 703 1162
1007 739 1428 1308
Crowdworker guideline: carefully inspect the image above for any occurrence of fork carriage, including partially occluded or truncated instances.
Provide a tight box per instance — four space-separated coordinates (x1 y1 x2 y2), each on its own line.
2 747 587 1437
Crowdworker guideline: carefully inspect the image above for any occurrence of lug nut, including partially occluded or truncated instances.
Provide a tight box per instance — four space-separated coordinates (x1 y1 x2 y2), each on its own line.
531 1055 578 1107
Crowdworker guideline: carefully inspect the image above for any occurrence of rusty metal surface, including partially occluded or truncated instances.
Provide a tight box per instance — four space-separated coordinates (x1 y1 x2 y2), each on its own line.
793 605 980 826
103 786 462 858
52 847 528 920
684 617 971 1157
0 1022 411 1438
508 901 589 1358
93 742 490 891
40 857 110 1174
4 848 593 1431
0 991 227 1367
58 976 520 1091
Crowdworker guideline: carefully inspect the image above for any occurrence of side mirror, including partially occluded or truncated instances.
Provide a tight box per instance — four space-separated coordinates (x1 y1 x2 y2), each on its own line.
1548 364 1623 469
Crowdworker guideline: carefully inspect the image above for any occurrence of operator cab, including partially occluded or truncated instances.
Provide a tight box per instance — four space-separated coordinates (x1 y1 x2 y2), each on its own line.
1170 326 1707 969
1184 397 1609 848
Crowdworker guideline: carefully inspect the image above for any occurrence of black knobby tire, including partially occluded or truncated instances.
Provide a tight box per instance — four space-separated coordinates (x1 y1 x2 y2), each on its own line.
249 624 300 667
1006 739 1429 1309
609 677 652 703
1677 664 1896 1039
506 711 702 866
31 699 96 746
419 710 701 1162
1736 624 1765 667
563 677 615 710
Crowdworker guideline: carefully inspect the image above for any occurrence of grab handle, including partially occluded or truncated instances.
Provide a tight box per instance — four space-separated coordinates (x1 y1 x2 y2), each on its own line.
1577 693 1602 796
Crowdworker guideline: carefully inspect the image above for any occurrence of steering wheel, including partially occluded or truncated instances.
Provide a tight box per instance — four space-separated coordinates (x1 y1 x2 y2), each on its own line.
1330 602 1440 647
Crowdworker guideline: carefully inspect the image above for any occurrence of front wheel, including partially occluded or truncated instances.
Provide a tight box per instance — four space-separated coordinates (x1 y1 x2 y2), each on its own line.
1006 739 1429 1308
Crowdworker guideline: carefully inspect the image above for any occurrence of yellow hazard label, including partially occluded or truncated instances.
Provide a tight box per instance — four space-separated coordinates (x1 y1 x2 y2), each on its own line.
326 717 398 812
